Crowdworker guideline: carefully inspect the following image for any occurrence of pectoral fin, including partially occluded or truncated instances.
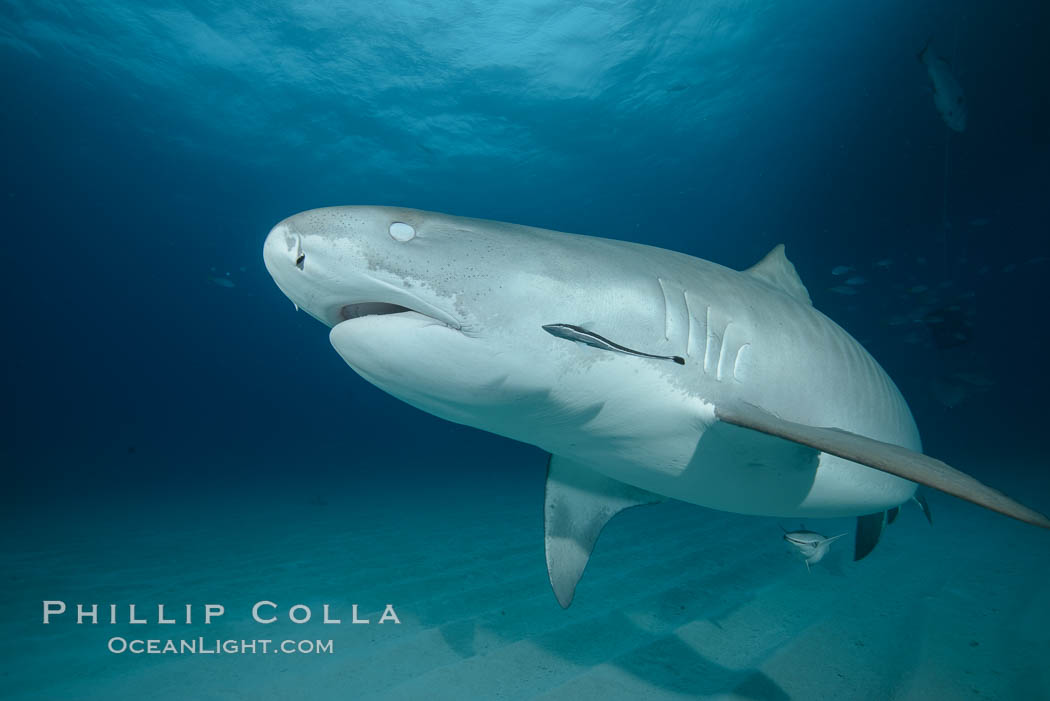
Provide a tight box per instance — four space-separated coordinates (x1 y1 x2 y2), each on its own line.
544 455 662 608
715 401 1050 529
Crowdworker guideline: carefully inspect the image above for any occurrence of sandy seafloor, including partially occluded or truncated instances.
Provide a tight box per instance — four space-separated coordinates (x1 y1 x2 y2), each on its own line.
3 457 1048 701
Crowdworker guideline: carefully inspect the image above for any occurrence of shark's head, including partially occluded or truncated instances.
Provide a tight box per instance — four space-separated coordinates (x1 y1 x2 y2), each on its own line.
263 206 469 330
263 205 650 444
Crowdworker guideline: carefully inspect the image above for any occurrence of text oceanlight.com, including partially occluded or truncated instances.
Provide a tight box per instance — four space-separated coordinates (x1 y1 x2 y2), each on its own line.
107 638 334 655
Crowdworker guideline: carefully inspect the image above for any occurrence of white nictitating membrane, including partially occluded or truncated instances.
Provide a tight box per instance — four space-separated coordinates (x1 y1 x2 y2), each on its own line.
389 222 415 242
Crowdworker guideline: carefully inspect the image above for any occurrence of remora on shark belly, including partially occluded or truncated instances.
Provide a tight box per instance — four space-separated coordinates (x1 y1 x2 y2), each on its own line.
263 206 1049 608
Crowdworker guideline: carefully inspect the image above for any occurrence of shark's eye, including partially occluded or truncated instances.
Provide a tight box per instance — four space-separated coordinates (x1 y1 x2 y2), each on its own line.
389 222 416 242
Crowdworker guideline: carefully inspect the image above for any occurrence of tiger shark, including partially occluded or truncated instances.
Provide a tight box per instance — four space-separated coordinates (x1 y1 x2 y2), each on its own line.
918 40 966 133
262 206 1049 607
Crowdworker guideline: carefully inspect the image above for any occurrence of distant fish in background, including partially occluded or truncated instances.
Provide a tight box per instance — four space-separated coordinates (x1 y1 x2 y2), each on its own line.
918 40 966 132
932 371 996 409
845 275 867 286
923 304 972 350
816 250 1022 410
949 371 995 389
209 266 237 288
932 379 966 409
919 292 990 409
782 528 848 572
831 265 853 276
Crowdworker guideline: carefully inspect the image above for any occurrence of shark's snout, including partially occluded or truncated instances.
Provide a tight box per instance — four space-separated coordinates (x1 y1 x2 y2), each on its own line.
263 223 295 291
262 213 462 331
263 222 321 318
262 223 301 285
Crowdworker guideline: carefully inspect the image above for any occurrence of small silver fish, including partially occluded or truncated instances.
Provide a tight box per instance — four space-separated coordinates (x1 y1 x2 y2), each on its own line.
829 285 858 295
209 276 235 289
845 275 867 286
782 528 848 572
832 265 853 276
543 324 685 365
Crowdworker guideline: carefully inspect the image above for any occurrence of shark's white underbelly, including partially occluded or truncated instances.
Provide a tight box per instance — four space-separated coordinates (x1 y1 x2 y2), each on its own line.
547 367 919 518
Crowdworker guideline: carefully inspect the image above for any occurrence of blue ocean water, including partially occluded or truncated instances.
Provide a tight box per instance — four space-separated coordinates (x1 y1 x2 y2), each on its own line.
2 1 1049 699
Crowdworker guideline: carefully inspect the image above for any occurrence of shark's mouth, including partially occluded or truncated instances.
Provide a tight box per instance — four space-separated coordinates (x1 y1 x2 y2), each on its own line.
335 301 460 330
339 302 414 321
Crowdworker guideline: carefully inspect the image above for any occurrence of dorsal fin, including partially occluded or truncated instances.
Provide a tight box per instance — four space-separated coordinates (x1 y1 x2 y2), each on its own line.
745 244 812 306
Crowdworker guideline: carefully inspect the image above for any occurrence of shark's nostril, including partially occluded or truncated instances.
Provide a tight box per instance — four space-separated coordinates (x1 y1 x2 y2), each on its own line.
294 235 305 270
